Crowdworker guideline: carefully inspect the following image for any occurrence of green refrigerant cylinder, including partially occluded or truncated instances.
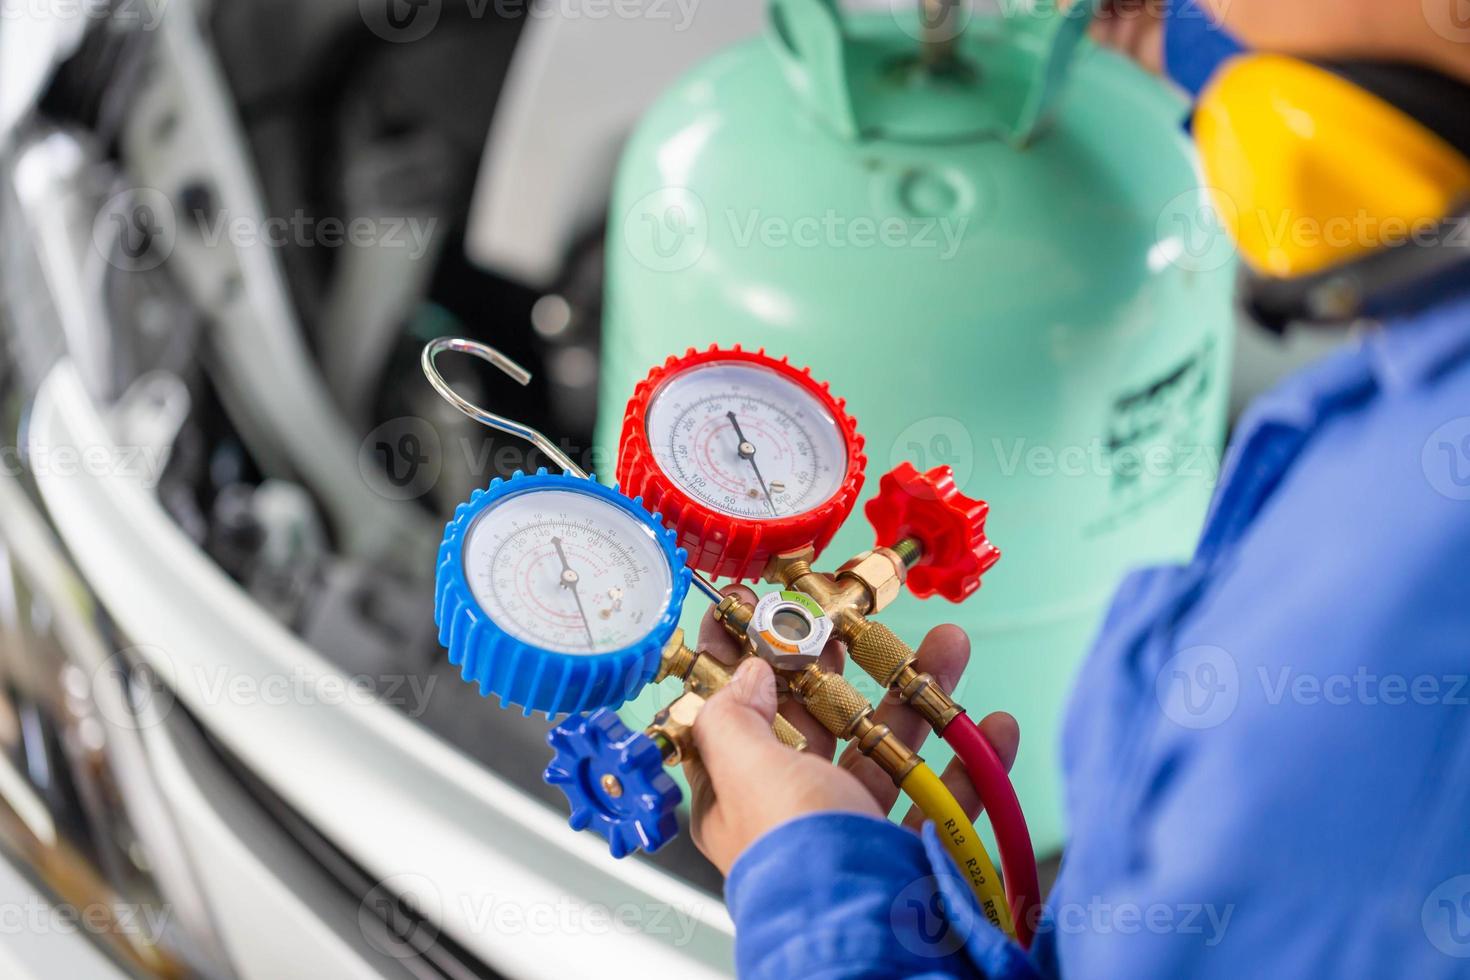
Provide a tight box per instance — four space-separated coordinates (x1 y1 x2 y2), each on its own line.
597 0 1235 855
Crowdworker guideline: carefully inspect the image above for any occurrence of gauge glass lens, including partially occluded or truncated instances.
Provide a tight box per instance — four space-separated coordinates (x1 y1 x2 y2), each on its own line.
646 362 847 519
463 489 673 655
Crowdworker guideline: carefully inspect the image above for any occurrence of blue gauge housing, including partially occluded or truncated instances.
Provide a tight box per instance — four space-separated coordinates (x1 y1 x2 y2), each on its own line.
434 469 692 716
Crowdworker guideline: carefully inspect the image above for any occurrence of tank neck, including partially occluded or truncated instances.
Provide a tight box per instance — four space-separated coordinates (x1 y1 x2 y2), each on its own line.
767 0 1094 147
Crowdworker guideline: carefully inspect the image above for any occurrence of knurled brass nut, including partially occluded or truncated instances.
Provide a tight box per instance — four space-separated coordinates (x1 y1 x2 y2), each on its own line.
836 549 904 614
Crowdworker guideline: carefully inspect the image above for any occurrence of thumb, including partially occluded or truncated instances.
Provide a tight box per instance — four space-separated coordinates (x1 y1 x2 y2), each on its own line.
692 657 784 790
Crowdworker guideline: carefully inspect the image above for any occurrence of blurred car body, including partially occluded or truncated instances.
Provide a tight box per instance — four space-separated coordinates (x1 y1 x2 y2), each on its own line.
0 0 761 975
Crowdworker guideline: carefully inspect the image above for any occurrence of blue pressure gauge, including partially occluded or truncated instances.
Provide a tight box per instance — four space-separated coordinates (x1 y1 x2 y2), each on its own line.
435 469 692 716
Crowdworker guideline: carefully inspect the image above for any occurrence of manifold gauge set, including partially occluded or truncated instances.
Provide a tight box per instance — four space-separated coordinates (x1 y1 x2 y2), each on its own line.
422 337 1041 945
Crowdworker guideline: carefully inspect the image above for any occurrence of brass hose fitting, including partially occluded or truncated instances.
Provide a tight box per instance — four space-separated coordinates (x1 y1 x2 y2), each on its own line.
789 665 868 737
656 630 808 751
845 618 915 686
648 692 705 765
895 665 963 732
845 620 962 732
712 595 754 636
835 549 906 615
788 665 919 784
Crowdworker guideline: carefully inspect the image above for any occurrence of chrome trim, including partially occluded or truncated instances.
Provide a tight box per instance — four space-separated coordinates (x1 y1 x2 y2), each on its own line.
0 463 233 976
0 852 131 979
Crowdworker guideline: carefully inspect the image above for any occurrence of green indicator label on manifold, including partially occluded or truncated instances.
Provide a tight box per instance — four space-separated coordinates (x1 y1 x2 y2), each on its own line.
778 591 826 620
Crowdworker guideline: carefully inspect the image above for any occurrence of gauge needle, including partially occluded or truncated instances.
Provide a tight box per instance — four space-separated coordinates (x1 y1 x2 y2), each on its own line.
551 536 597 651
727 411 778 516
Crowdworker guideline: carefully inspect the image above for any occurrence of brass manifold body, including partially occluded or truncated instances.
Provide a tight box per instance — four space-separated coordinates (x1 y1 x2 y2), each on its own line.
759 539 963 731
644 629 808 764
647 624 922 786
635 537 962 786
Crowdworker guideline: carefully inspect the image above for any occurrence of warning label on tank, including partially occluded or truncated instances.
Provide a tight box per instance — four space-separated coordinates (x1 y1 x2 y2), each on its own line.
1085 337 1221 537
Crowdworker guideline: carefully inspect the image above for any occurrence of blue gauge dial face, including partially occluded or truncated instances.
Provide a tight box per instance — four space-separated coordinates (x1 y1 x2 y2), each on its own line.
462 489 674 655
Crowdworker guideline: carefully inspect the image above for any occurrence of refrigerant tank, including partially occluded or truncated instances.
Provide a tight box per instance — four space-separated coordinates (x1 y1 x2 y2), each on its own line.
597 0 1235 853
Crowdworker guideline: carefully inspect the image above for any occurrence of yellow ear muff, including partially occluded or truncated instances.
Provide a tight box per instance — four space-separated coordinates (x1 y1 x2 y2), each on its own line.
1194 54 1470 280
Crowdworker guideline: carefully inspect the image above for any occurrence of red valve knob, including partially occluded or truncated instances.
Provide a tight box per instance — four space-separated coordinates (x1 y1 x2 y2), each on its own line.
617 346 866 581
864 462 1000 603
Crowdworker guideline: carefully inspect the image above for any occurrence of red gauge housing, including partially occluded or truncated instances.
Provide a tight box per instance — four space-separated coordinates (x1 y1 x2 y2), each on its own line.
617 346 866 581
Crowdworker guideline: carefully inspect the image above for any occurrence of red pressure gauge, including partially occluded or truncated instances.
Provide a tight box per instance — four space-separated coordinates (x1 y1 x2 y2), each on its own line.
617 347 866 580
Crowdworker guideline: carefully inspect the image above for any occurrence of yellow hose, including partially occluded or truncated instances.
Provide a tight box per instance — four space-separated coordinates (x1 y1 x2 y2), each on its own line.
900 761 1015 938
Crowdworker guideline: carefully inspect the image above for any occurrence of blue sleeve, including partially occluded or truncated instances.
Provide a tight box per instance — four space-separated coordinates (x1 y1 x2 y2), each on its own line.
1164 0 1245 97
1042 323 1470 977
724 812 1047 980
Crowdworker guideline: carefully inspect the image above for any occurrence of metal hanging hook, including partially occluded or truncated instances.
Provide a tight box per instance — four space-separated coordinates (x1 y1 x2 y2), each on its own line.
421 337 726 605
421 337 589 479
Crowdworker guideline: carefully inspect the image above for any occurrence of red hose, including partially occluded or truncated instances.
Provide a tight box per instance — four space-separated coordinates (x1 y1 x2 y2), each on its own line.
941 714 1040 948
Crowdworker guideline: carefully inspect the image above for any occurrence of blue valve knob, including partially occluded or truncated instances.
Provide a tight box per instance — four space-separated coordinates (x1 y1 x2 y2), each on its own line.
544 710 681 858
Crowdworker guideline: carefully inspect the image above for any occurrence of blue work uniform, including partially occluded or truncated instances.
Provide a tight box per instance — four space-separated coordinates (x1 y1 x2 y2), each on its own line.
725 282 1470 979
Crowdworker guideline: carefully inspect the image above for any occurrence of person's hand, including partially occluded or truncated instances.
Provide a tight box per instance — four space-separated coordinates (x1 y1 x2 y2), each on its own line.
682 585 1020 876
1070 0 1166 75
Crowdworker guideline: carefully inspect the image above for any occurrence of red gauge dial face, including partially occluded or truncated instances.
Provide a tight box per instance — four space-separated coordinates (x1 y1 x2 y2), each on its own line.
644 361 849 520
618 347 866 581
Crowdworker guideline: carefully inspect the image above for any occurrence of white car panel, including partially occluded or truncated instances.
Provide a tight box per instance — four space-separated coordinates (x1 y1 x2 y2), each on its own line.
30 359 735 980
